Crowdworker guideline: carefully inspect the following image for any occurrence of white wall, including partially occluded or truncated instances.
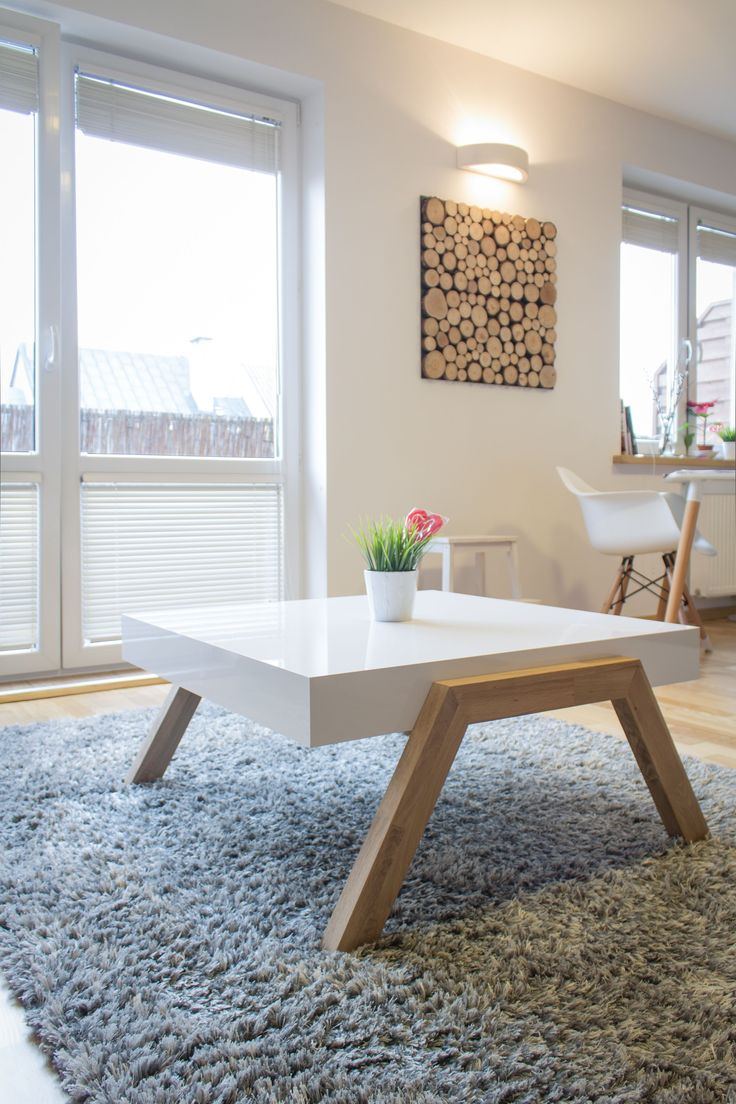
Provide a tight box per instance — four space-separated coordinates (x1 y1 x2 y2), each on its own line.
30 0 736 609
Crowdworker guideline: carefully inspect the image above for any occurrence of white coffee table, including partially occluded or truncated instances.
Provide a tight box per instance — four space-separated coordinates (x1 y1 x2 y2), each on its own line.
122 591 708 951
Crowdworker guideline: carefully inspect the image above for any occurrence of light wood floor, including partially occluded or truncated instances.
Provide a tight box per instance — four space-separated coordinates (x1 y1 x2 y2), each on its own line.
0 619 734 1101
549 618 736 767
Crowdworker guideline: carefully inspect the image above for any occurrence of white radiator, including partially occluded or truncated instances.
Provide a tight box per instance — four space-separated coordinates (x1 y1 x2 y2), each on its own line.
690 490 736 598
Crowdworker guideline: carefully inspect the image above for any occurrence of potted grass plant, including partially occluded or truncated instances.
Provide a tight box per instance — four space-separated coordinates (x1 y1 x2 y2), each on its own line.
352 508 446 621
717 425 736 461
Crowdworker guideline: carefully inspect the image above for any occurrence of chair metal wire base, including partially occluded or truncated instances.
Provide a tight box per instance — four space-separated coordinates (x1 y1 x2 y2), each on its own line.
603 553 710 650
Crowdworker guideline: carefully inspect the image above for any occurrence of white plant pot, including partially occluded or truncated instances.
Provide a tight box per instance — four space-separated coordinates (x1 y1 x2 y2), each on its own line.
364 569 417 622
720 441 735 461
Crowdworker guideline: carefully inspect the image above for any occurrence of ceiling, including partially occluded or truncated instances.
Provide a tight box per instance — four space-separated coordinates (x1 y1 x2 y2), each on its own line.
329 0 736 144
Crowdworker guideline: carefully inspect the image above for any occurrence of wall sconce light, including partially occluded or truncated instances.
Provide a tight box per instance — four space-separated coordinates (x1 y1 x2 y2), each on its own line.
456 143 529 183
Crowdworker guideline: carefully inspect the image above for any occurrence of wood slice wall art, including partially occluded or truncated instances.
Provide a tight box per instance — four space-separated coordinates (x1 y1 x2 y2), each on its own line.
420 196 557 389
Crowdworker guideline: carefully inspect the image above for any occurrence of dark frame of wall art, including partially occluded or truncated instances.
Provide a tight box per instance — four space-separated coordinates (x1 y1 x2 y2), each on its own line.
420 195 557 388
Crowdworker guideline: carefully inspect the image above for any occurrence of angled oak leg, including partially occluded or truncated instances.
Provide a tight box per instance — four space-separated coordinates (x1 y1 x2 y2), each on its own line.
126 685 201 783
322 682 468 951
612 666 708 842
323 656 708 952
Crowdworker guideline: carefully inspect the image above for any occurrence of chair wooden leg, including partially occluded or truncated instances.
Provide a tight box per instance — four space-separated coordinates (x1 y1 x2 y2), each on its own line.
612 556 633 615
655 554 672 621
602 559 626 614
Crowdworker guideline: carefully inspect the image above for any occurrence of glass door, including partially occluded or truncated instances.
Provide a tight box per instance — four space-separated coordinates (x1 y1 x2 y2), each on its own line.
60 48 298 670
0 14 61 677
1 28 298 680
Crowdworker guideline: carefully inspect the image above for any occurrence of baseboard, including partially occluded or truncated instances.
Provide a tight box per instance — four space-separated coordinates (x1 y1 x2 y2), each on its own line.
697 604 736 622
0 672 167 705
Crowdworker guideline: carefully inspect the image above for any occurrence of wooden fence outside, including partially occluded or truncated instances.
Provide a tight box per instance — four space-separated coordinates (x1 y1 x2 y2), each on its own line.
1 405 274 459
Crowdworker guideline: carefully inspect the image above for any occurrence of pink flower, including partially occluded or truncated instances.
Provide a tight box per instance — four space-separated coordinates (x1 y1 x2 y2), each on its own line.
405 507 446 540
687 401 716 416
405 508 429 533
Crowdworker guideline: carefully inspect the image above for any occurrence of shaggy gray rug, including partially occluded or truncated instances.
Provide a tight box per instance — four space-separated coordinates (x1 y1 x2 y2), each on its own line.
1 705 735 1103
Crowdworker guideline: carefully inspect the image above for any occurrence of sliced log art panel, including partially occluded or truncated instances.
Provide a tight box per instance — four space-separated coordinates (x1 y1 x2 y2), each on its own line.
420 196 557 388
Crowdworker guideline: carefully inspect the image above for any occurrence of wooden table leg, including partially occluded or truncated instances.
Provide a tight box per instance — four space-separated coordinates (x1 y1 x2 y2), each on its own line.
322 656 708 952
322 682 467 951
665 497 700 624
612 666 708 841
126 685 201 783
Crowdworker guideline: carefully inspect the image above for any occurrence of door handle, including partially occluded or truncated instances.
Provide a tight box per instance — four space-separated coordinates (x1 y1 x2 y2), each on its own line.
42 324 58 371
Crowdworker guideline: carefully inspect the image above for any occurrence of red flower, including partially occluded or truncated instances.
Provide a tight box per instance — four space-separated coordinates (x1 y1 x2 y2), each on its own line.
405 508 446 540
687 401 716 416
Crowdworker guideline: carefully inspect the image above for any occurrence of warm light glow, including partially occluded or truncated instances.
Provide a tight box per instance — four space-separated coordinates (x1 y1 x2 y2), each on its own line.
456 143 529 183
471 162 526 182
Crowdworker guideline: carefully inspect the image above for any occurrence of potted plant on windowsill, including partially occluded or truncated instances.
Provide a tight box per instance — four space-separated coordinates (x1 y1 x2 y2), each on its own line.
686 400 717 458
351 508 446 621
717 425 736 461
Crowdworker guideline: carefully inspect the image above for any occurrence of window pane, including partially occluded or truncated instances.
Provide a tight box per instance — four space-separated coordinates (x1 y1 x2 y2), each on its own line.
0 482 39 652
620 242 678 441
81 482 283 643
695 257 736 431
75 101 279 458
0 91 36 453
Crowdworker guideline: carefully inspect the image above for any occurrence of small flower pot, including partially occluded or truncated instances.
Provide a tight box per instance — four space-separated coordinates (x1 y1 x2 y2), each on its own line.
364 569 417 622
696 444 715 458
720 441 735 461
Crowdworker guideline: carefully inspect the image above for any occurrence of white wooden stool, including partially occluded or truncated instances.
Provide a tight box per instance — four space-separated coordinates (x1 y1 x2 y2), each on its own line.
425 535 522 599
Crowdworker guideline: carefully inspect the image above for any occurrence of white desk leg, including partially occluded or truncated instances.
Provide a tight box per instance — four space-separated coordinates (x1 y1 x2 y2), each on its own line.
508 542 522 600
441 544 455 592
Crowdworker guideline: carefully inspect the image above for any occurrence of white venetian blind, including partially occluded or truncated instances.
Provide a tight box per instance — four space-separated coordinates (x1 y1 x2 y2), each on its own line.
81 482 283 644
622 206 679 253
75 71 280 173
697 222 736 267
0 39 37 115
0 482 39 652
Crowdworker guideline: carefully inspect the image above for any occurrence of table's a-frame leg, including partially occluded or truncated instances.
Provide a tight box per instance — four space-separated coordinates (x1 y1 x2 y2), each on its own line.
322 656 708 952
126 685 201 783
612 666 708 841
322 682 467 952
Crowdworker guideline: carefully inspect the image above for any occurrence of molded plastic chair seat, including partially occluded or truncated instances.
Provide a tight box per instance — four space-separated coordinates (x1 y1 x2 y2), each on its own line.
557 467 715 647
557 468 716 557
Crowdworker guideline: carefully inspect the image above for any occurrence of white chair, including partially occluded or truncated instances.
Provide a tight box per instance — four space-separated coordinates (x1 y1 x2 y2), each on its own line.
557 468 716 647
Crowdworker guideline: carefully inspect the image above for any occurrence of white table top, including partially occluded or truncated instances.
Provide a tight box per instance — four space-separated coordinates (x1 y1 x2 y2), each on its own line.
665 469 735 483
123 591 698 747
665 468 735 500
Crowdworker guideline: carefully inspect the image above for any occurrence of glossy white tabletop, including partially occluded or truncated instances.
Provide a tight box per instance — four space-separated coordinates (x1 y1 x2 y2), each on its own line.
665 469 734 482
123 591 699 746
665 468 736 501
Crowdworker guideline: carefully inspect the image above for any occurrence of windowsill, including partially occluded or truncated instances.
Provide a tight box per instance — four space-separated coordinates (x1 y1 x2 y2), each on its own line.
612 455 735 469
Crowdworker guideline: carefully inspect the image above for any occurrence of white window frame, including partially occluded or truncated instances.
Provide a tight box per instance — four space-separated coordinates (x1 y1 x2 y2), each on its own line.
689 205 736 427
0 16 302 678
0 10 62 676
621 187 736 444
60 44 301 670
